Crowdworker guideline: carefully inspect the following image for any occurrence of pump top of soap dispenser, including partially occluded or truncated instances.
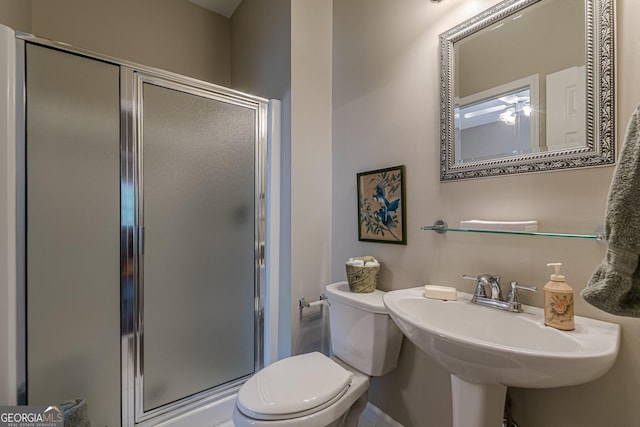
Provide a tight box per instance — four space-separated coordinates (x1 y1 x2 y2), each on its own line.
544 262 572 294
547 262 565 282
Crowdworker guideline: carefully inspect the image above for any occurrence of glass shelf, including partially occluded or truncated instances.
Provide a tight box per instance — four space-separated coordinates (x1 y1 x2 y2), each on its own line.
422 220 605 241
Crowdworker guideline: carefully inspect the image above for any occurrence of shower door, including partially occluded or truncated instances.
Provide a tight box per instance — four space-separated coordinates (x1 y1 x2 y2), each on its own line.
123 71 266 425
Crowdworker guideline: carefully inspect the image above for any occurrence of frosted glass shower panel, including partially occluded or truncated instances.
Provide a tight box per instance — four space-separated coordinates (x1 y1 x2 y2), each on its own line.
141 82 257 411
25 44 121 427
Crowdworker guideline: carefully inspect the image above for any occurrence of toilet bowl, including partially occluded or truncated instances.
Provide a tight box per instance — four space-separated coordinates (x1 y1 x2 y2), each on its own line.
232 282 403 427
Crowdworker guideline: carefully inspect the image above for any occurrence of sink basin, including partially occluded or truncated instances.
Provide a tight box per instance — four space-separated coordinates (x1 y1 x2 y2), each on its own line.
383 287 620 427
383 287 619 388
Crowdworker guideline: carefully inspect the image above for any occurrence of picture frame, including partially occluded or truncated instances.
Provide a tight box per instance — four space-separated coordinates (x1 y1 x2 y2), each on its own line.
357 165 406 244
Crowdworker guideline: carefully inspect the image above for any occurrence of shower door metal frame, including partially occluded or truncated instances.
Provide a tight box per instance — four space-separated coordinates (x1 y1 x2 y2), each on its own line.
123 68 268 426
14 33 268 427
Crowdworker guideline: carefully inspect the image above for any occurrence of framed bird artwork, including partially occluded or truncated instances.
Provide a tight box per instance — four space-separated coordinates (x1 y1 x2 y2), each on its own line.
357 165 406 244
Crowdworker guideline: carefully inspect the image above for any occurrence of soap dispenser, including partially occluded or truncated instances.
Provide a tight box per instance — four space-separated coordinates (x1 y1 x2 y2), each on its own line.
543 262 575 331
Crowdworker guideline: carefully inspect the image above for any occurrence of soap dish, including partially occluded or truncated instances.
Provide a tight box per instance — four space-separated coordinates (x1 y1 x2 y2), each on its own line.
423 285 457 301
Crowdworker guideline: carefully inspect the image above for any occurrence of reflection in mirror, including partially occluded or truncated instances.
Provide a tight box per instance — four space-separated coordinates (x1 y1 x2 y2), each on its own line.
455 77 538 163
440 0 614 180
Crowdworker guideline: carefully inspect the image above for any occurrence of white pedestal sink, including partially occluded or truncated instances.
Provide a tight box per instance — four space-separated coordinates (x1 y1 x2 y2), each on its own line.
383 287 620 427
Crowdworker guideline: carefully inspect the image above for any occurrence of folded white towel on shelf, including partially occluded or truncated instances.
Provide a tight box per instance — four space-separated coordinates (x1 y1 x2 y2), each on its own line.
459 220 539 232
347 258 365 267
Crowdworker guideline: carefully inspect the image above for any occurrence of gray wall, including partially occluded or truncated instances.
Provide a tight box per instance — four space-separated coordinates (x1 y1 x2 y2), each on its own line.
332 0 640 426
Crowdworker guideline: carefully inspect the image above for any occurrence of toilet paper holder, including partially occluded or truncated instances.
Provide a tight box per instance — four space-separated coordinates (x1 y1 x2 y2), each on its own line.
299 293 329 316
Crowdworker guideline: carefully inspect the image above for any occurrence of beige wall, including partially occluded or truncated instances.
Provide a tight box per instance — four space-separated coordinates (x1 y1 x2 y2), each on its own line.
28 0 230 85
231 0 290 98
0 1 231 85
0 0 31 33
332 0 640 426
230 0 293 359
289 0 333 356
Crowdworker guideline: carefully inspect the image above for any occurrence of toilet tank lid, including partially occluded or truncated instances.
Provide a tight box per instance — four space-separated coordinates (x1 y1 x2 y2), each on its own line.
325 282 388 314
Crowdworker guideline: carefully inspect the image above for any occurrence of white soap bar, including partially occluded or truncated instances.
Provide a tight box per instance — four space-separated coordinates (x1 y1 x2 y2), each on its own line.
423 285 457 301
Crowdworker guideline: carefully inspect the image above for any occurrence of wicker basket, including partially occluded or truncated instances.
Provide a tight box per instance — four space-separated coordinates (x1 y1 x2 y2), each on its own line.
345 256 379 293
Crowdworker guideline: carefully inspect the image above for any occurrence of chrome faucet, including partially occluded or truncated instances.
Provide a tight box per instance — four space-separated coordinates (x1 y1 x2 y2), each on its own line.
463 274 537 313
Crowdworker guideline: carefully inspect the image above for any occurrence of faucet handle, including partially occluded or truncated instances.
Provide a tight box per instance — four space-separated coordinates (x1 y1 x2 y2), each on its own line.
462 274 493 283
507 281 537 304
463 274 490 298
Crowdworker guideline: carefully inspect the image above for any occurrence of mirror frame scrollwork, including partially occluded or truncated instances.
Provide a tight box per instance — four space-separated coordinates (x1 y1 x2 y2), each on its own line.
439 0 615 181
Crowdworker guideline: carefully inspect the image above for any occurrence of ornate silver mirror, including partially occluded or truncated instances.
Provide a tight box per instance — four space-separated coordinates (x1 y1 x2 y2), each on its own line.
440 0 614 180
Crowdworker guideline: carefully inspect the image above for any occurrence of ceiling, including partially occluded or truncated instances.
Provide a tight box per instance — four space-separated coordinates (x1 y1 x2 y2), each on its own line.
189 0 242 18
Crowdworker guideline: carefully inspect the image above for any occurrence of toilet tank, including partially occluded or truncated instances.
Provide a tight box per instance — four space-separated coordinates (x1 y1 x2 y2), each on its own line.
325 282 403 376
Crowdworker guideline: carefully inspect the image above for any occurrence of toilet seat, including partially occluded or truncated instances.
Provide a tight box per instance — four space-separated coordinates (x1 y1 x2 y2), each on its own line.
236 352 353 421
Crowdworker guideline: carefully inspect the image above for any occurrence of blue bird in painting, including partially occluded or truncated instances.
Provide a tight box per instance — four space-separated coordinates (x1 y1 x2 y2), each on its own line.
372 178 400 226
374 207 393 227
373 181 388 205
386 197 400 213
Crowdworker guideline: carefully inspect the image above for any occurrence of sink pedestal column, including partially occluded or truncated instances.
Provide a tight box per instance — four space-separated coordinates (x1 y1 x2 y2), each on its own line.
450 375 506 427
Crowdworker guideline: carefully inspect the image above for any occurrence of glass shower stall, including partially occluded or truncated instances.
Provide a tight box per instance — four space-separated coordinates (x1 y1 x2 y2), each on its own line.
13 34 269 427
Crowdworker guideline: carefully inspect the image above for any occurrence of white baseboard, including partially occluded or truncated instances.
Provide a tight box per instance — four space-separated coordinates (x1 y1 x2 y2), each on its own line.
360 402 404 427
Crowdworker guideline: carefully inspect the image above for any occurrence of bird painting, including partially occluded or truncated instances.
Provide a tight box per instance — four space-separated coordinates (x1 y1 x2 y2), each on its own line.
357 166 406 244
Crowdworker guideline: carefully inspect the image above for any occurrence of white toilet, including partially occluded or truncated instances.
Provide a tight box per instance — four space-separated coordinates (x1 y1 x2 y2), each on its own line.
232 281 403 427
